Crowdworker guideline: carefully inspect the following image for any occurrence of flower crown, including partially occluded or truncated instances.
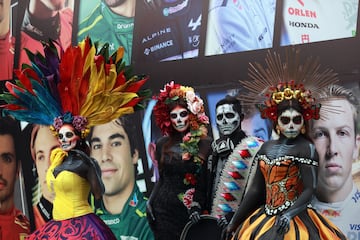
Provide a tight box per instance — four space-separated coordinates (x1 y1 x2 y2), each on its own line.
153 81 209 163
258 80 320 122
50 112 90 139
238 48 338 123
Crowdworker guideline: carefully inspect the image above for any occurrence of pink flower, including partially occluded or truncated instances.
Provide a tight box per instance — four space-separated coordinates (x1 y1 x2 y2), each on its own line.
183 132 191 142
182 152 191 161
187 97 203 115
183 188 195 209
186 90 196 103
198 113 209 124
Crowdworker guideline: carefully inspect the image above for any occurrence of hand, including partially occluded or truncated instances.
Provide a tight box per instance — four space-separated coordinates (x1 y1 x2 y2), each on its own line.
224 224 235 240
188 206 201 224
189 210 200 223
217 216 228 228
275 214 291 235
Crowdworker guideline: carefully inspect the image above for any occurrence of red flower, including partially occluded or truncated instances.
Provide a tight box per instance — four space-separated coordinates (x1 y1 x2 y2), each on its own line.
184 173 197 185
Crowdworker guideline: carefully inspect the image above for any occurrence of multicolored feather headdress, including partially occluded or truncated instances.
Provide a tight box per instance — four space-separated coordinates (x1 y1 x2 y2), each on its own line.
238 48 339 122
0 37 150 138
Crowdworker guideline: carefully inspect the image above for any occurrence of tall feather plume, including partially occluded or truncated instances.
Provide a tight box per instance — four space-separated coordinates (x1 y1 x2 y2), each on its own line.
0 37 150 130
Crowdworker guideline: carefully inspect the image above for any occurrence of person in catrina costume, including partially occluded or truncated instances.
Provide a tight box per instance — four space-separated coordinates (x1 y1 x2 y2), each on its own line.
225 48 347 240
146 81 212 240
0 37 150 239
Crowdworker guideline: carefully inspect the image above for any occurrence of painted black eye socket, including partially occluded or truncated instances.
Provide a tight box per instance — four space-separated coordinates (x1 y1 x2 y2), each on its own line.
216 114 223 120
280 116 290 124
225 113 235 118
293 116 302 124
179 110 188 117
170 111 188 119
58 132 74 139
280 115 302 125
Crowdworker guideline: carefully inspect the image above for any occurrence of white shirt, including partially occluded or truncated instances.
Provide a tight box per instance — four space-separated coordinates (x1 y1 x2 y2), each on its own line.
312 185 360 240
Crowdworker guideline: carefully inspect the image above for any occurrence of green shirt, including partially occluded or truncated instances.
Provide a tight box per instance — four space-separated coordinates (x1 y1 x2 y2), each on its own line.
78 1 134 65
94 185 154 240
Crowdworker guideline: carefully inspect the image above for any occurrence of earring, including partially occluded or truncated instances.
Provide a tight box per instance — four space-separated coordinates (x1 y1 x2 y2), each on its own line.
276 125 280 135
301 126 306 134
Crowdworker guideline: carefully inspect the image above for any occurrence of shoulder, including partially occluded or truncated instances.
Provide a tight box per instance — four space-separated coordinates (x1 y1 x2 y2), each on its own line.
155 136 169 146
200 136 213 145
14 208 30 232
78 6 106 36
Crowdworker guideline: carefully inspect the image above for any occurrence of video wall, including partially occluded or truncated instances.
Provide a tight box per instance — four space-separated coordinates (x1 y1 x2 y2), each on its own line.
1 0 360 236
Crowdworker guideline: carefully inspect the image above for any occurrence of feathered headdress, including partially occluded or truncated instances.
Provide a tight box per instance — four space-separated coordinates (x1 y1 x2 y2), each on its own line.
0 37 150 138
238 48 339 122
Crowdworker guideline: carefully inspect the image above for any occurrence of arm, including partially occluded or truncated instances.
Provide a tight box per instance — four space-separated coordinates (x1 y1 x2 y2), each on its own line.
72 149 104 200
227 161 265 233
146 137 167 223
275 163 317 234
189 137 213 223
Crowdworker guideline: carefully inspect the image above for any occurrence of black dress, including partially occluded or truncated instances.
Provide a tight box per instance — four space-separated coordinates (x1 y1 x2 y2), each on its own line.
150 135 211 240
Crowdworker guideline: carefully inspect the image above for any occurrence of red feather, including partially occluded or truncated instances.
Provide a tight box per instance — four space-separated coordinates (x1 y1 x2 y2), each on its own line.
114 71 126 87
125 78 148 93
0 104 25 110
121 97 142 108
5 81 24 98
13 69 35 95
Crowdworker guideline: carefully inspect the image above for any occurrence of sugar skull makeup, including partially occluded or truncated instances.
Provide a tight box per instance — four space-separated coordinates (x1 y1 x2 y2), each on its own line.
170 106 189 133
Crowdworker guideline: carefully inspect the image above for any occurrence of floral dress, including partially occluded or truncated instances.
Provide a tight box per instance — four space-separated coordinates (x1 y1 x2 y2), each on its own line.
150 136 210 240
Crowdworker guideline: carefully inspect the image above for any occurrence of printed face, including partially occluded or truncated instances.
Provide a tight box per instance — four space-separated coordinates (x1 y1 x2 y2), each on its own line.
310 99 360 194
216 103 240 136
170 106 189 133
277 108 303 138
104 0 126 8
242 112 271 141
90 121 138 196
0 0 10 24
40 0 66 11
33 126 59 202
58 125 79 152
0 134 17 207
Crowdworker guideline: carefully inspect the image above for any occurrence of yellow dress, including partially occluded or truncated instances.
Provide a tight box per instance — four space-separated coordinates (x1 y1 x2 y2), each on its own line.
27 148 116 239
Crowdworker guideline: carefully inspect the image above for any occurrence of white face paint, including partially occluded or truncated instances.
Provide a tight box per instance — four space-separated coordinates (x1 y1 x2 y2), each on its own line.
216 103 240 136
277 108 304 138
58 125 79 151
170 106 189 133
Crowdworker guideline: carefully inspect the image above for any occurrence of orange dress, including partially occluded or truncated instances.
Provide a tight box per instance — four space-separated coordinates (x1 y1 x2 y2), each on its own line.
233 155 346 240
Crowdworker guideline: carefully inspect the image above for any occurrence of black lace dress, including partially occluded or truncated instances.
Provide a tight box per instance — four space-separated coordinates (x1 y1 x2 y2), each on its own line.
149 136 210 240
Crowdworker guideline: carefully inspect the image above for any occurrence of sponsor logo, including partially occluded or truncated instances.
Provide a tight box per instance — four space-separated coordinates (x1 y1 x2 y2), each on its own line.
144 40 174 55
288 7 317 18
103 218 120 225
142 28 172 43
116 22 134 30
163 0 189 17
352 189 360 203
189 34 200 48
288 21 319 29
188 15 201 31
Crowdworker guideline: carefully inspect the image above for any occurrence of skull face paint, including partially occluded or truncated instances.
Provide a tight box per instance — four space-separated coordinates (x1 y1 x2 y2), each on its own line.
58 124 79 151
277 108 304 138
216 103 240 136
170 106 189 132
